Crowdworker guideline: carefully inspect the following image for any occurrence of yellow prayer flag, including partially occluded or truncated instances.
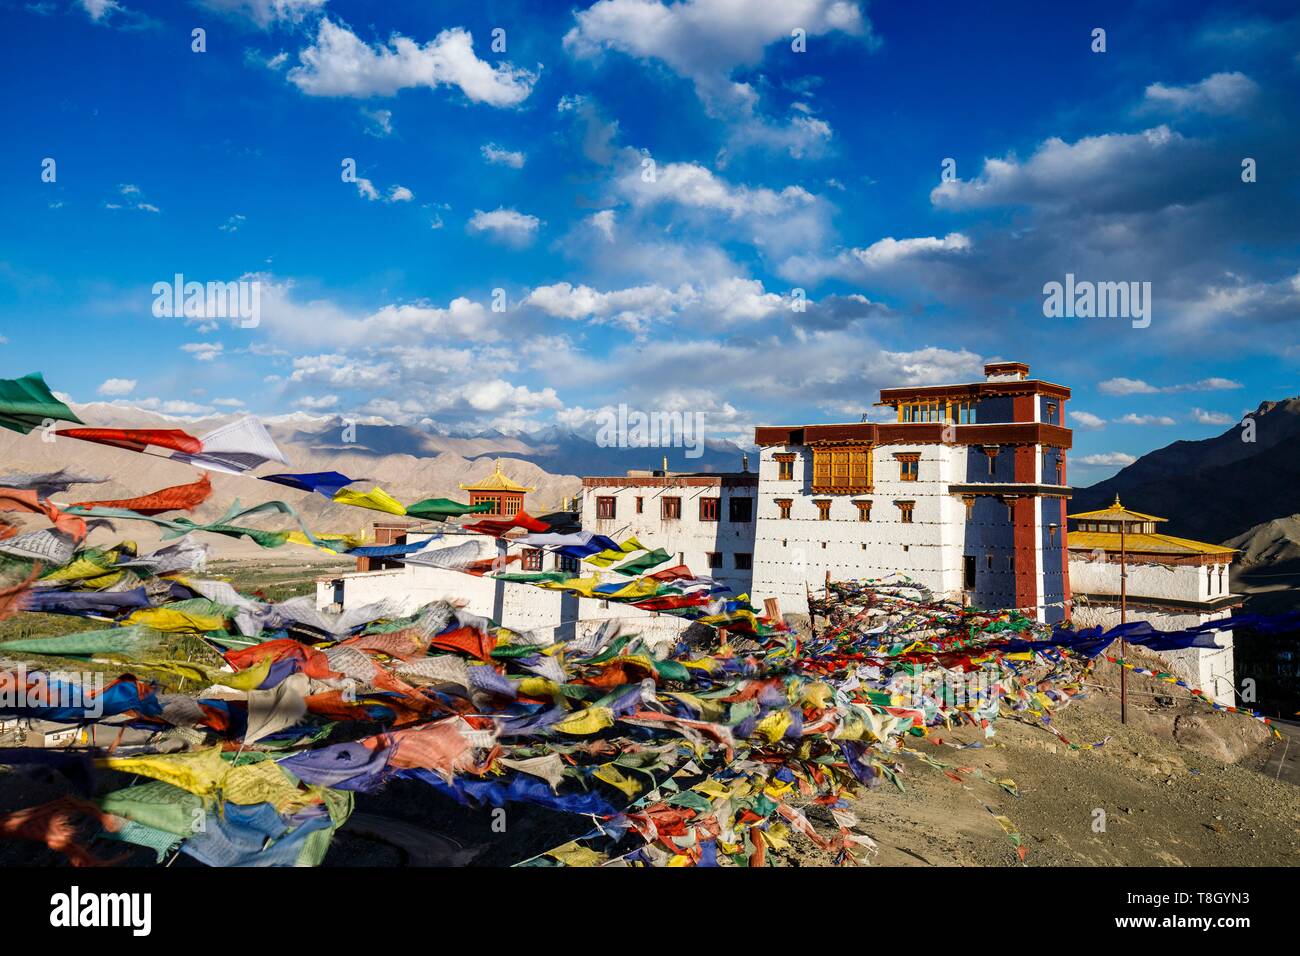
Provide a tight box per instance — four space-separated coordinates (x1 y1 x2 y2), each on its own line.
332 486 407 516
553 706 614 735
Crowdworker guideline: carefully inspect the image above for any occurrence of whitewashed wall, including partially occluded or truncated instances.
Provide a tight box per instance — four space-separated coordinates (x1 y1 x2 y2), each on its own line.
1071 603 1236 706
580 480 756 595
750 443 970 613
1068 556 1233 604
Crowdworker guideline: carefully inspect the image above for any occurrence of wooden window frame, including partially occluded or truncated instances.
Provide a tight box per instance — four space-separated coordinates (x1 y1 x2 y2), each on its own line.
699 496 720 522
728 497 753 523
814 498 832 521
521 549 543 572
706 551 723 569
596 496 617 520
734 552 753 570
635 496 644 513
896 500 915 524
775 498 792 519
810 444 872 494
854 500 871 522
895 452 920 482
774 453 796 481
661 496 682 520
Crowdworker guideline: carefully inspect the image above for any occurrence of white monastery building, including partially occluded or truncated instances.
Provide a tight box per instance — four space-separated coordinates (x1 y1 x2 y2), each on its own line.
320 361 1238 702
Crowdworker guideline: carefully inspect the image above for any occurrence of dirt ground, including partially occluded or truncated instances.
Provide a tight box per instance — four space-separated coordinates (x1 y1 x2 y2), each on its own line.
781 655 1299 867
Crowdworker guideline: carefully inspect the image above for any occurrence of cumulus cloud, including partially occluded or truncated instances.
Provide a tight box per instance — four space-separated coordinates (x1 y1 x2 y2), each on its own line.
466 207 541 246
1098 376 1242 395
181 342 224 361
1191 407 1235 425
619 160 814 218
929 126 1214 214
481 143 526 168
852 233 971 269
1116 413 1177 426
1068 410 1106 430
287 19 538 107
77 0 153 29
588 209 616 240
197 0 326 28
1142 72 1259 115
523 276 786 332
564 0 872 90
97 377 136 397
295 394 340 412
615 160 831 258
564 0 873 157
780 232 971 283
1076 452 1137 467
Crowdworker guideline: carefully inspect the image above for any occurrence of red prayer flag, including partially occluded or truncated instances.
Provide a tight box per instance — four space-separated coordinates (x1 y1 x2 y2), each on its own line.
70 474 212 516
462 511 550 536
59 427 203 455
0 488 87 542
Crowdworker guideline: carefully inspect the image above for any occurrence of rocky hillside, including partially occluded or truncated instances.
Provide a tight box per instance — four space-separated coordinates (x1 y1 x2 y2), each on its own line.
1071 396 1300 549
0 404 588 556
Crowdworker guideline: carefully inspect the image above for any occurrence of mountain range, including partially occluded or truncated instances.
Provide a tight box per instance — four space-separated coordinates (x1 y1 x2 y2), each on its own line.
0 402 749 557
1069 396 1300 568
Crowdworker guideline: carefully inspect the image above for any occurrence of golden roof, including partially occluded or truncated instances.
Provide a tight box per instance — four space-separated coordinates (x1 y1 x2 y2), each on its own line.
459 461 535 494
1067 531 1236 557
1068 495 1166 523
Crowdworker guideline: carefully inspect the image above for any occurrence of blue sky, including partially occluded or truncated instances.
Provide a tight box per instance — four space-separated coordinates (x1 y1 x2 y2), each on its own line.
2 0 1299 481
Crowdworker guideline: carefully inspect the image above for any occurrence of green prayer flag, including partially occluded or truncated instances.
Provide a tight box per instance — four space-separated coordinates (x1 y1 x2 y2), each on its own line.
0 372 83 435
404 498 493 521
612 548 673 576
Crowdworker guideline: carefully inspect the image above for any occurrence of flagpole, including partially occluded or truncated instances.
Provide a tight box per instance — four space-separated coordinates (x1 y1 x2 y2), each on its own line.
1120 516 1128 725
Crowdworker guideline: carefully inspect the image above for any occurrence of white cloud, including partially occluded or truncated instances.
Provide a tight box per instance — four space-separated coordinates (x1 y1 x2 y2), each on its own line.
97 377 136 397
1116 413 1177 426
781 232 971 283
1068 410 1106 430
211 397 246 407
219 214 246 232
1099 376 1242 395
523 277 784 332
481 143 526 168
930 126 1194 211
615 160 831 256
198 0 327 29
1098 377 1160 395
1191 408 1235 425
181 342 224 361
589 209 616 240
354 177 379 201
1142 71 1258 115
1077 452 1137 467
565 1 872 160
466 207 541 246
244 275 500 348
295 394 340 411
619 161 815 218
387 185 413 202
462 379 562 414
565 0 871 107
288 19 538 107
852 232 971 269
361 107 393 136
